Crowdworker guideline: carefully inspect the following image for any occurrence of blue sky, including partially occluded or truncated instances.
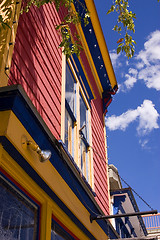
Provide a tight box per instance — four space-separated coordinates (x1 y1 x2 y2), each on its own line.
94 0 160 212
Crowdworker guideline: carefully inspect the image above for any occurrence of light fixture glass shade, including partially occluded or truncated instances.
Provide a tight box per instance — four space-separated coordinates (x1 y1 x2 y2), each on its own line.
40 150 52 162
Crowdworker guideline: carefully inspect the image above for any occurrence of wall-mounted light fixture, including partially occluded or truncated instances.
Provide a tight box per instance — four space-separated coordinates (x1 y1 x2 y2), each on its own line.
22 136 51 163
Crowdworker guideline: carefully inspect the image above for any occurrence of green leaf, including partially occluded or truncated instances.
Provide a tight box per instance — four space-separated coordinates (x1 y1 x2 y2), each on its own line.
117 46 121 54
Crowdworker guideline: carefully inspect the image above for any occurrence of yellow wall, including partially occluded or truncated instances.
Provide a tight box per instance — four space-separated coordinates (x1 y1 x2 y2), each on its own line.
0 110 109 239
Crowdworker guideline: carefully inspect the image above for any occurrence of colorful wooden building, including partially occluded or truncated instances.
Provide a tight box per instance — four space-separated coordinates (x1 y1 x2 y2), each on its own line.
109 165 149 240
0 0 119 239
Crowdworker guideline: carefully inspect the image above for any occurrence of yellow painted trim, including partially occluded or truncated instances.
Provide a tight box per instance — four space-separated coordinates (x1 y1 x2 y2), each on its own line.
70 54 79 73
88 111 94 189
0 146 89 240
0 110 11 135
68 58 79 84
70 4 102 97
0 146 51 239
64 60 94 188
0 110 109 239
40 201 52 240
0 0 22 87
52 205 90 240
76 81 81 168
0 147 46 204
68 57 92 106
84 0 117 89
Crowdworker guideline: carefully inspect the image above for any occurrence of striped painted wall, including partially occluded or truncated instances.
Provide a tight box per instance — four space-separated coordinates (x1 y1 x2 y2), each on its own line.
91 98 109 215
9 4 63 139
8 3 110 215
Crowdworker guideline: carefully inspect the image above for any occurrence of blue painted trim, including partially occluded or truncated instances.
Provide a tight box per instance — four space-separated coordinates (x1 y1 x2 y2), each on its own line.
0 85 118 239
74 0 113 93
113 197 137 237
116 218 132 238
111 188 148 236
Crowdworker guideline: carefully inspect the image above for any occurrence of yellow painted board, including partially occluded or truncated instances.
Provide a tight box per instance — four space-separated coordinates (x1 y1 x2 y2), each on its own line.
84 0 117 89
0 146 91 240
0 110 109 239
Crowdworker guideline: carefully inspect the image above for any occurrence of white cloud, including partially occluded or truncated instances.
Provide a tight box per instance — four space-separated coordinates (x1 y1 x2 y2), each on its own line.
105 109 138 131
109 50 121 68
124 75 137 89
137 30 160 65
128 68 138 76
139 139 149 149
138 65 160 90
123 68 138 90
136 100 159 135
136 62 144 69
106 100 159 135
116 30 160 91
136 30 160 91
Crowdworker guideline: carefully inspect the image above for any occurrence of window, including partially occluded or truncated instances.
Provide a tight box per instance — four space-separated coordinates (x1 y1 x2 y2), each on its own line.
62 59 93 187
79 93 90 181
65 64 75 114
79 93 88 140
64 64 76 157
51 218 75 240
0 175 39 240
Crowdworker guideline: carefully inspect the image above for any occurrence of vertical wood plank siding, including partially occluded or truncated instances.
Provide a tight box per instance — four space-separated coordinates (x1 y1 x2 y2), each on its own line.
9 4 63 139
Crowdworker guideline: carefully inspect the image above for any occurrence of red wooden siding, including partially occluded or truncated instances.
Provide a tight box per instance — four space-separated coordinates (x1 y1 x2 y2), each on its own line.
91 98 109 215
9 4 63 139
9 2 110 215
80 49 110 215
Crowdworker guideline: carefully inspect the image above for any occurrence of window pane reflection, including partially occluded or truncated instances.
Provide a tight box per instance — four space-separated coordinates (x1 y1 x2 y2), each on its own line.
51 220 74 240
80 94 88 140
65 109 73 155
0 176 38 240
80 140 89 181
66 65 75 113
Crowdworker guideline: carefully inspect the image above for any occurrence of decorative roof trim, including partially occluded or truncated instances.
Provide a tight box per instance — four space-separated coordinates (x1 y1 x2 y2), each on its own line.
84 0 118 90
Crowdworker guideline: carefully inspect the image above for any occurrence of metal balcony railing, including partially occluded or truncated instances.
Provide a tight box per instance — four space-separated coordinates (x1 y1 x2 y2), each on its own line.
143 213 160 230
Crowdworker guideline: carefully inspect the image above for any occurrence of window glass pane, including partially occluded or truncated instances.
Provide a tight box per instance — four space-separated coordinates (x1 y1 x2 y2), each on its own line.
51 220 74 240
0 176 38 240
65 65 75 113
80 140 88 180
80 94 88 140
65 109 73 155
